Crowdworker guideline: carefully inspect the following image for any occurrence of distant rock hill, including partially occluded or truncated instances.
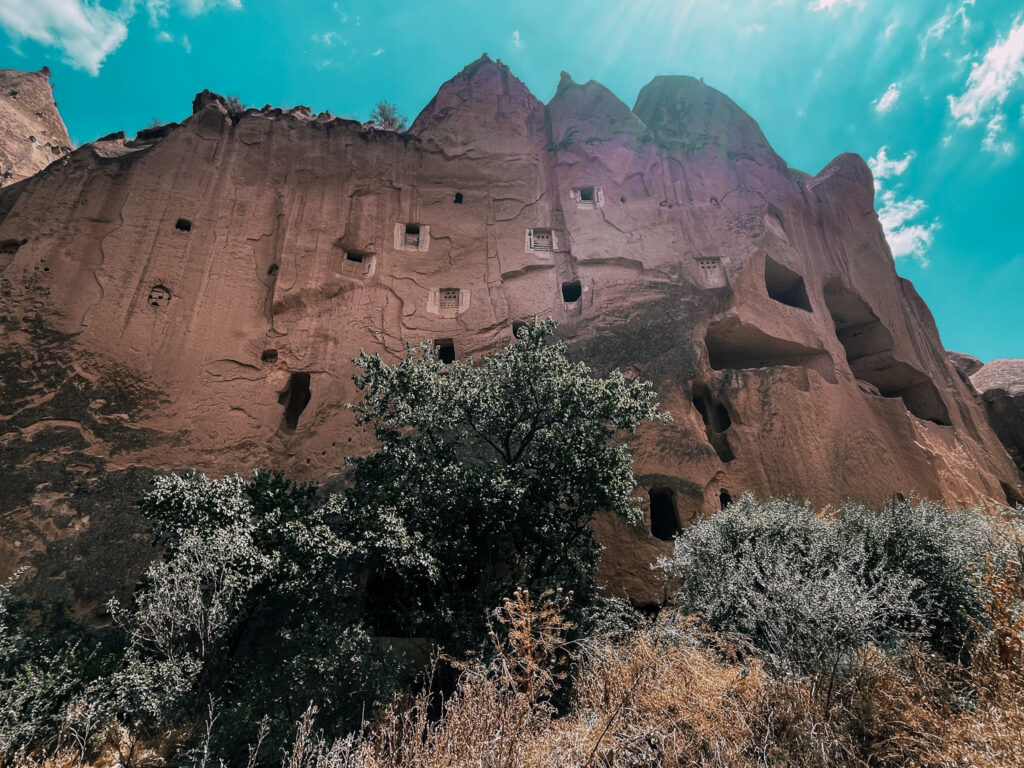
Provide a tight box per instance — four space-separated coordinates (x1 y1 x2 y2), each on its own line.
0 67 71 187
0 56 1020 614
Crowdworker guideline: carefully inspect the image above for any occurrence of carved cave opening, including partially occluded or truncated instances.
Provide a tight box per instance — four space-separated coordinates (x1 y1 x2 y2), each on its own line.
561 281 582 303
435 338 456 364
705 319 831 377
719 489 733 509
267 264 279 276
278 372 311 433
175 218 192 232
454 192 463 204
692 382 735 463
579 186 595 202
649 487 680 541
764 256 812 311
261 349 278 364
1002 481 1024 508
824 282 951 426
404 223 421 248
345 251 364 263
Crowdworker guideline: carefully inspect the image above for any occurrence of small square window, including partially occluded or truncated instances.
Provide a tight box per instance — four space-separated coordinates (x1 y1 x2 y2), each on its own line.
175 218 192 232
579 187 595 202
345 252 364 264
454 192 463 204
572 186 603 209
404 224 420 248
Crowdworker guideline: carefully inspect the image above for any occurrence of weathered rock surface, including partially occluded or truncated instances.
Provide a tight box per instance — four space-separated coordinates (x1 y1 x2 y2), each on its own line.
972 360 1024 501
1 57 1020 611
947 351 984 382
0 68 71 187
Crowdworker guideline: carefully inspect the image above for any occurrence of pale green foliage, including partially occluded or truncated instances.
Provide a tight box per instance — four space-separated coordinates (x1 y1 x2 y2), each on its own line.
659 494 1004 674
368 101 407 131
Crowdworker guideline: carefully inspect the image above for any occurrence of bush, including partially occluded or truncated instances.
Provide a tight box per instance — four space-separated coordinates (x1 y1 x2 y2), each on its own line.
658 494 1004 675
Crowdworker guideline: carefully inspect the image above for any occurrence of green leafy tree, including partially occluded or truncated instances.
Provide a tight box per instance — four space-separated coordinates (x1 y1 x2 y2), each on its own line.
347 317 668 647
369 100 408 131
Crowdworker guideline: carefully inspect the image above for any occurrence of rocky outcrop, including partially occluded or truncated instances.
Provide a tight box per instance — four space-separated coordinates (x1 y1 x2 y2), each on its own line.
0 57 1020 612
948 351 984 382
972 360 1024 501
0 68 71 187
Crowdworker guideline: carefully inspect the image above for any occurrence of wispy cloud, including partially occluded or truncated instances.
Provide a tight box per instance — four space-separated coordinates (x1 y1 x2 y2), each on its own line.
332 3 348 23
874 82 902 113
156 30 174 43
807 0 862 12
948 15 1024 151
372 47 383 56
923 0 975 49
867 146 914 182
512 30 522 48
982 113 1015 154
312 31 341 46
0 0 129 75
0 0 239 74
867 148 937 265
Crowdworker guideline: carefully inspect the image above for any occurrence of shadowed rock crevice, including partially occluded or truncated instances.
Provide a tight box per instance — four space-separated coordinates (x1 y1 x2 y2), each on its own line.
825 282 950 426
704 318 834 380
278 372 311 432
764 255 811 311
691 381 735 463
649 486 680 541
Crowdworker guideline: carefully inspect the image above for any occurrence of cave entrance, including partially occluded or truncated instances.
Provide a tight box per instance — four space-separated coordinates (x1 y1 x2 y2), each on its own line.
765 256 811 311
824 282 950 425
650 487 680 541
692 382 735 463
279 373 311 432
175 218 192 232
454 192 463 204
435 339 456 364
561 281 582 303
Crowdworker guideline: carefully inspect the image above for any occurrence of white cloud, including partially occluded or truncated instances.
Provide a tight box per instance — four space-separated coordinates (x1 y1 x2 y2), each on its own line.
332 3 347 23
948 16 1024 127
512 29 522 48
807 0 862 12
0 0 239 74
867 146 914 184
0 0 130 75
867 148 937 265
372 47 383 56
883 19 899 39
877 190 939 265
982 113 1015 154
156 29 173 42
874 82 902 113
181 32 190 53
312 31 340 46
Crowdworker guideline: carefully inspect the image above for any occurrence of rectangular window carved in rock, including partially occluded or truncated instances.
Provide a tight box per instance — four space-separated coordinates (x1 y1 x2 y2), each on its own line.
571 186 603 209
175 218 192 232
695 256 727 289
404 224 420 248
435 339 456 364
395 222 430 252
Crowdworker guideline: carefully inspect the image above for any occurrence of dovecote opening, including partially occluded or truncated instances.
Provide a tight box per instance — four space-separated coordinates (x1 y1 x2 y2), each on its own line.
439 288 461 319
650 487 680 541
572 186 603 209
404 224 421 248
147 285 172 308
765 256 812 311
561 281 582 303
528 228 554 253
174 218 192 232
279 372 311 433
694 255 727 289
435 339 456 364
261 349 278 364
454 192 463 204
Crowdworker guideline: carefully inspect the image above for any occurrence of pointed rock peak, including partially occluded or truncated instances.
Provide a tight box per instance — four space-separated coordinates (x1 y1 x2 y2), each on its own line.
192 89 229 115
409 55 542 145
808 153 874 210
633 75 777 163
547 76 647 147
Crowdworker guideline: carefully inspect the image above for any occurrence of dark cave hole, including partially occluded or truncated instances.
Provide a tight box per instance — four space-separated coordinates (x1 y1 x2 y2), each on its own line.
561 281 582 303
278 372 311 432
435 339 456 364
174 218 192 232
650 487 680 542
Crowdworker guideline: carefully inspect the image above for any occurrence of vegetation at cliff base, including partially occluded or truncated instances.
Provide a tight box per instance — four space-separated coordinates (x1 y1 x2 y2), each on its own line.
2 319 1024 767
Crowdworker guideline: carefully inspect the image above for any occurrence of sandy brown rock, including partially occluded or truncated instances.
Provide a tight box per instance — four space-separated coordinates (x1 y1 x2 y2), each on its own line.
0 57 1020 612
972 360 1024 501
0 68 71 187
948 351 984 382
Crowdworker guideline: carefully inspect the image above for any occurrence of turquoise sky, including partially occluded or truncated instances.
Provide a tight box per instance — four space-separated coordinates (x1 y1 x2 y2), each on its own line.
1 0 1021 361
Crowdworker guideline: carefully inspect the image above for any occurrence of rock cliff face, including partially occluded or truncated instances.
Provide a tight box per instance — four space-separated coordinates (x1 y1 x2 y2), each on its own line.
0 67 71 187
972 360 1024 502
1 56 1020 612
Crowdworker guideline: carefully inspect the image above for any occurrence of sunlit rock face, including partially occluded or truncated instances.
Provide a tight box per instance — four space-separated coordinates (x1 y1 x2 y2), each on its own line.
972 360 1024 502
0 67 71 187
0 56 1019 613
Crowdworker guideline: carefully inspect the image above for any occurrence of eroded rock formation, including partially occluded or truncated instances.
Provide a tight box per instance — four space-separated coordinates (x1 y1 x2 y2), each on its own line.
1 56 1020 612
972 360 1024 500
0 67 70 187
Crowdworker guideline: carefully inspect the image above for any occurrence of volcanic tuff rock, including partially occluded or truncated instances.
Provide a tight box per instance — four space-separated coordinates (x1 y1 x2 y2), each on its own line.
0 67 71 187
0 56 1021 612
972 360 1024 497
